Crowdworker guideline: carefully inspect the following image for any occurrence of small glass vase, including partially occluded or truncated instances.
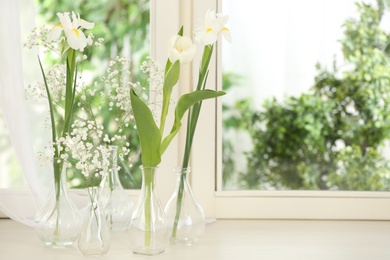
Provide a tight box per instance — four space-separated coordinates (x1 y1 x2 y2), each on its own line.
164 167 205 245
34 162 83 248
78 186 110 257
100 146 134 234
128 166 168 256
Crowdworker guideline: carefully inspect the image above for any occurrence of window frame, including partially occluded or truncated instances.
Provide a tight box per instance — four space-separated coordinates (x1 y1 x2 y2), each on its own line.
189 0 390 220
2 0 390 221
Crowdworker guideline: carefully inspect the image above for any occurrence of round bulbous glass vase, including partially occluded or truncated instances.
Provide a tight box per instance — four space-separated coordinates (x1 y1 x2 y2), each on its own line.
128 166 168 256
34 163 83 248
78 186 111 257
164 167 205 245
100 146 134 234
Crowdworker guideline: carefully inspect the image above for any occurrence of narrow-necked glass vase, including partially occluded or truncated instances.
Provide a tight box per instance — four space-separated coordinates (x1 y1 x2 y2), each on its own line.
78 186 111 257
34 162 83 248
100 145 134 234
128 166 168 256
164 167 205 245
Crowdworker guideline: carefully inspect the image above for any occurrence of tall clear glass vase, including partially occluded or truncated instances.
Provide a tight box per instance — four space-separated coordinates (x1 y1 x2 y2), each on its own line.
100 146 134 233
128 166 168 256
78 186 110 257
34 162 83 248
164 167 205 245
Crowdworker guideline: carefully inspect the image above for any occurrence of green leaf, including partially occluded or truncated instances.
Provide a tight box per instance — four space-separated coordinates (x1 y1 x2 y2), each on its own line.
64 49 76 137
195 45 213 91
130 89 162 167
160 60 180 134
160 89 226 155
178 26 183 37
63 67 77 136
38 56 57 150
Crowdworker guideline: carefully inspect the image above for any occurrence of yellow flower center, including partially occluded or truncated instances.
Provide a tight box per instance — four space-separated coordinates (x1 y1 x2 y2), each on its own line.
175 46 183 53
72 28 80 37
206 27 213 33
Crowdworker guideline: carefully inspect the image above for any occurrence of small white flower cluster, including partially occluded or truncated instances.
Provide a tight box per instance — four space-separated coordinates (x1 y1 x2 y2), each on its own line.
141 57 164 90
94 38 105 47
25 63 67 103
74 57 136 160
61 120 110 178
24 26 58 52
37 143 56 167
140 57 165 123
101 56 133 113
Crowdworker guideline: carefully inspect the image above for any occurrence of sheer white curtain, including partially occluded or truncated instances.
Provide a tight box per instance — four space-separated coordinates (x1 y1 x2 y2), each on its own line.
0 0 99 226
0 0 45 225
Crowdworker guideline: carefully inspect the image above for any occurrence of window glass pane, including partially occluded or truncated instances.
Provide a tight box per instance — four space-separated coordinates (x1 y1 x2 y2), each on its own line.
1 1 150 189
222 0 390 191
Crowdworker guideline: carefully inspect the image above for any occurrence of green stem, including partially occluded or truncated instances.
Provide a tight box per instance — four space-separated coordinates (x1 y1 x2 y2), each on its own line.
143 167 154 248
52 160 63 243
171 45 214 238
53 171 61 240
171 172 186 238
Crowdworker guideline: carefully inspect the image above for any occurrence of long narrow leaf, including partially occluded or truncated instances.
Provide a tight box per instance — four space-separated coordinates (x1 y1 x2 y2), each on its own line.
196 45 213 91
160 90 225 155
64 49 75 132
159 60 180 134
63 67 77 137
130 89 162 167
38 56 57 150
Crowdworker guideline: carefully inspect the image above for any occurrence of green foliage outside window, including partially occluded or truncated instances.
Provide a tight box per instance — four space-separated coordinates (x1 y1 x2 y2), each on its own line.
223 1 390 191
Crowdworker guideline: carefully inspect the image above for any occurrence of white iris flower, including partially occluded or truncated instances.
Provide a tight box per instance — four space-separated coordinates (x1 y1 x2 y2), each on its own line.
48 11 94 52
195 9 231 45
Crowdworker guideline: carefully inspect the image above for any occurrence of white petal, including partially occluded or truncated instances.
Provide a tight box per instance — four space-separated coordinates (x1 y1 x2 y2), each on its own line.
168 48 181 63
196 31 218 45
180 45 196 64
205 9 217 24
66 29 87 51
57 12 71 30
79 19 94 29
176 36 194 49
169 35 180 48
47 24 63 41
221 15 230 27
86 34 94 45
71 12 79 28
221 28 232 43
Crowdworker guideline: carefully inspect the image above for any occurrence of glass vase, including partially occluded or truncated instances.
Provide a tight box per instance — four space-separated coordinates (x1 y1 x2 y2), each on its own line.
128 166 168 256
78 186 110 257
34 162 83 248
164 167 205 245
100 146 134 234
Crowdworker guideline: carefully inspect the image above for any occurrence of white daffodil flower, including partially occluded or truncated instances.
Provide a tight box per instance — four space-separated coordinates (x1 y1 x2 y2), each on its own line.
168 35 196 64
195 9 231 45
48 11 94 52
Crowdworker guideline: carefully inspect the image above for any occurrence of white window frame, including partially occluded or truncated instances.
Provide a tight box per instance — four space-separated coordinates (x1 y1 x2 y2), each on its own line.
2 0 390 221
189 0 390 220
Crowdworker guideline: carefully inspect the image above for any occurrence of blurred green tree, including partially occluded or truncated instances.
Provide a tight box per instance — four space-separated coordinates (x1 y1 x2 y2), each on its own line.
226 1 390 190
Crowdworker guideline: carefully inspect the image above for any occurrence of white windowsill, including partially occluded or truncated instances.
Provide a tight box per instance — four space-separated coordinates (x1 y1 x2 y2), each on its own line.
1 219 390 259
